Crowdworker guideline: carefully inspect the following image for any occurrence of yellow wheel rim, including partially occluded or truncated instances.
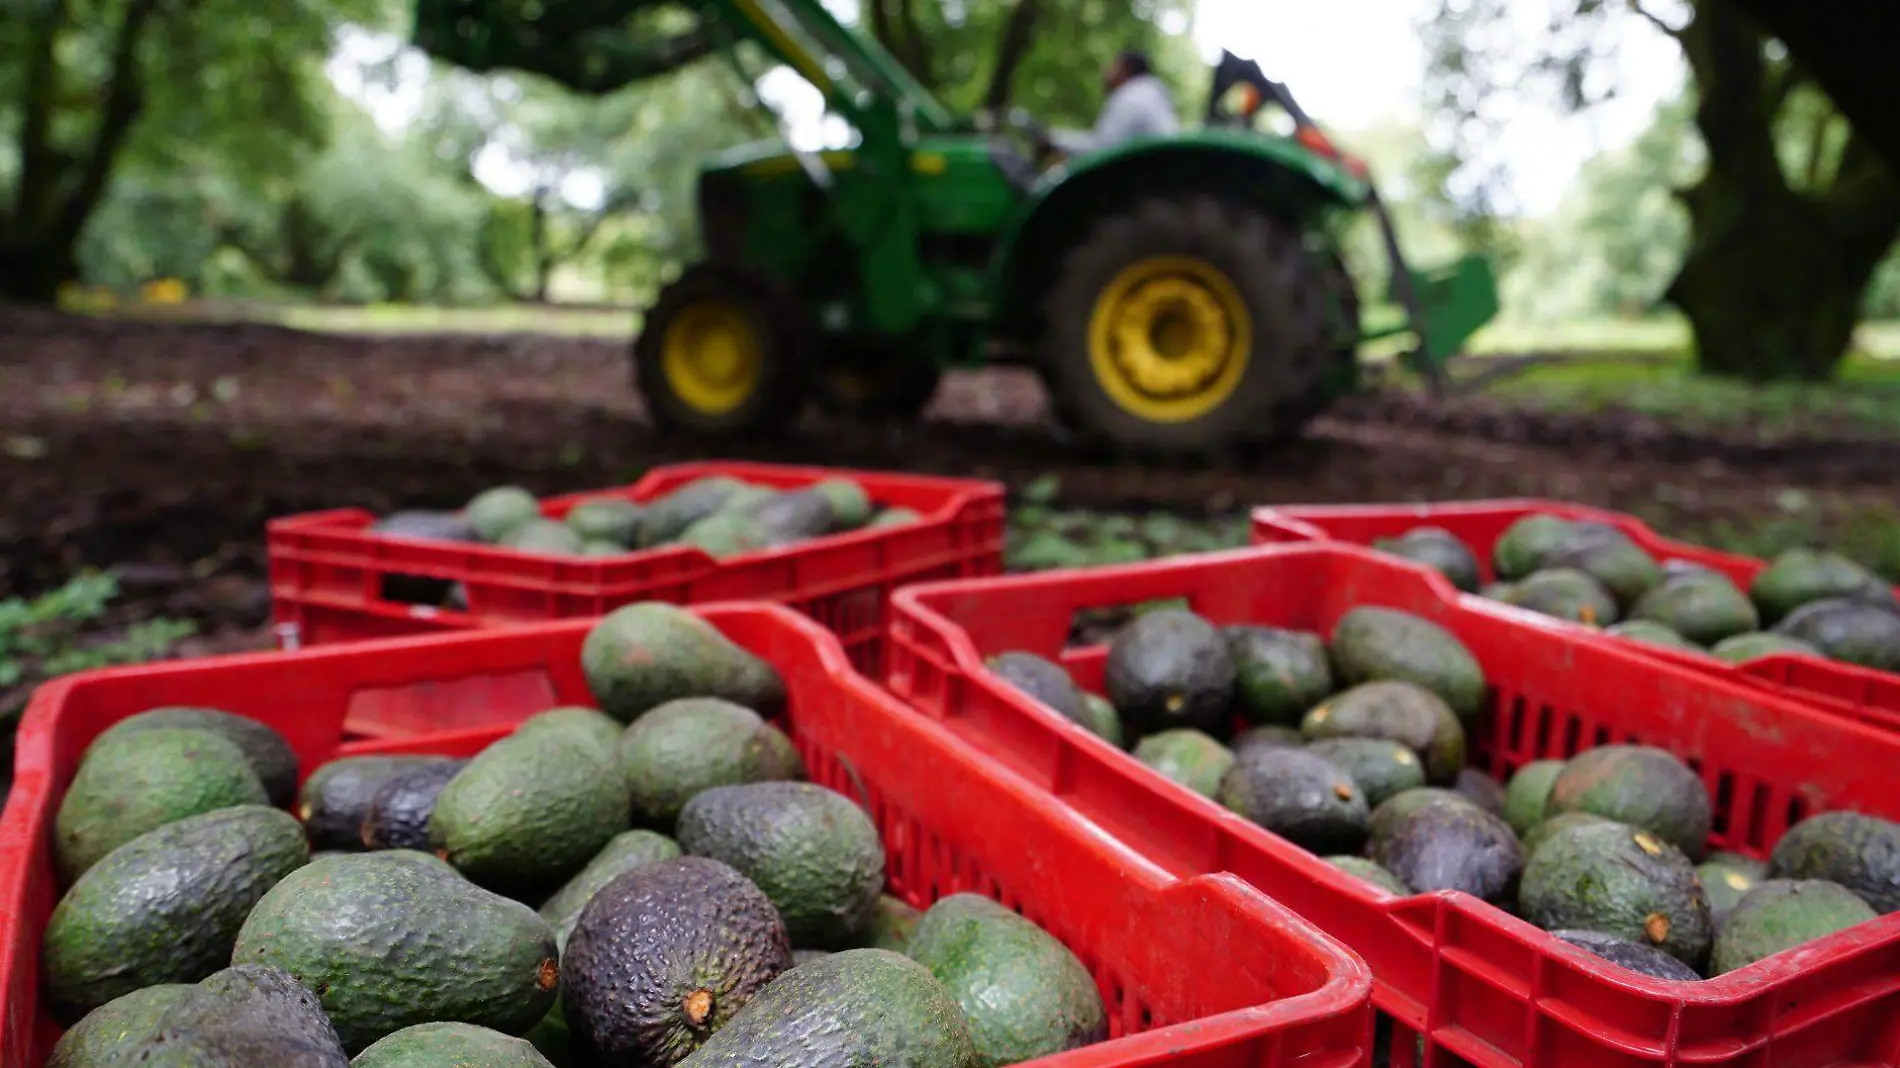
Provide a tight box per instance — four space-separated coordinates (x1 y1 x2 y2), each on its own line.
1087 255 1251 423
660 300 763 416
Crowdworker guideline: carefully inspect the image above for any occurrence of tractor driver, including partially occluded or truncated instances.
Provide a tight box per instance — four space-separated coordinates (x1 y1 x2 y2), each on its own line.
1048 49 1180 157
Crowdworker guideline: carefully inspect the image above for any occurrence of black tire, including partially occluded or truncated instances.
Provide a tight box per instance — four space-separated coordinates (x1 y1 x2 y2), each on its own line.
634 263 809 436
812 343 943 421
1039 196 1334 453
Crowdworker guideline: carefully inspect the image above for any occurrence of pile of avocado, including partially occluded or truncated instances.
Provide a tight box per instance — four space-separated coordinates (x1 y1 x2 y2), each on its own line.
1368 516 1900 670
1006 507 1249 573
369 476 921 562
988 602 1900 982
41 602 1104 1068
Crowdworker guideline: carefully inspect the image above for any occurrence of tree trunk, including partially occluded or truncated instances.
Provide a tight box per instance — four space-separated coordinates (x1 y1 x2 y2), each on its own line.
984 0 1045 110
0 240 77 304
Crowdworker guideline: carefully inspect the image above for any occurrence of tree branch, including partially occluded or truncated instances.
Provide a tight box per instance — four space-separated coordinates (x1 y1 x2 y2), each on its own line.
983 0 1045 110
893 0 933 89
12 0 72 227
867 0 897 50
54 0 167 246
1625 0 1679 39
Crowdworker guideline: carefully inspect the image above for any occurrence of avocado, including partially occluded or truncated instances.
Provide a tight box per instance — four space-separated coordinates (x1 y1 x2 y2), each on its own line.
620 697 805 828
370 510 479 545
1545 531 1662 608
1697 860 1759 931
514 704 623 755
1455 767 1508 817
538 829 683 950
1232 725 1303 756
1134 729 1236 798
1480 580 1516 601
1498 568 1619 625
360 759 468 852
868 507 922 530
1550 930 1702 982
42 805 308 1021
564 497 644 545
581 602 786 723
66 965 352 1067
582 538 628 556
906 893 1106 1067
1303 737 1426 806
1502 760 1567 835
1369 797 1522 904
562 855 793 1066
299 756 442 852
1520 811 1619 859
1709 632 1821 663
1103 609 1236 737
1710 878 1878 974
1216 746 1369 854
1630 572 1759 646
1546 745 1711 859
677 949 978 1068
859 894 923 952
1326 856 1411 895
1372 526 1482 592
430 727 631 897
1494 514 1576 580
793 949 833 965
233 852 559 1052
1300 680 1465 785
55 727 268 882
1368 787 1478 843
1223 625 1334 727
1768 810 1900 914
812 478 874 529
714 484 777 517
745 489 838 547
678 512 771 558
1078 692 1125 746
1518 820 1712 967
676 781 886 950
92 706 299 808
639 477 746 546
1773 598 1900 670
1604 620 1698 650
46 983 194 1067
353 1022 556 1068
1751 547 1896 625
986 651 1093 733
1329 606 1486 723
1706 851 1771 881
1662 559 1721 582
466 487 543 543
503 518 587 556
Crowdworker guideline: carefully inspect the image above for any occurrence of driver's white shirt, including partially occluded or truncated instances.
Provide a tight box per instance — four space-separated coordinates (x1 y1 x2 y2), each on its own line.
1052 75 1180 155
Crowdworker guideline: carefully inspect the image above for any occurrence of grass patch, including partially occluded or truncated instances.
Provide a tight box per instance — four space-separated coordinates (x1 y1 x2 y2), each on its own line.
275 303 636 338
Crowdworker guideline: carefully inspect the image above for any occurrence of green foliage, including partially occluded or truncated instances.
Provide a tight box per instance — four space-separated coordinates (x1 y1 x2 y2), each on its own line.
0 573 194 693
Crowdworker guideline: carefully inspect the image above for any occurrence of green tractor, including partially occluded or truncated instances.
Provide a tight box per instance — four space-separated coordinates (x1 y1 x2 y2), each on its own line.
419 0 1499 454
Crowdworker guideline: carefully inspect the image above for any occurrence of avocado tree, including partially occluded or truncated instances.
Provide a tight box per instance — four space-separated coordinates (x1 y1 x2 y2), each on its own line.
1422 0 1900 381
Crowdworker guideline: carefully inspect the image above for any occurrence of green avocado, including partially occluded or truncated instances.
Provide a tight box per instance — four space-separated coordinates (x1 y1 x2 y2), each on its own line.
46 983 195 1067
1711 879 1878 975
1498 568 1619 626
353 1022 556 1068
55 727 268 882
360 759 467 852
1223 625 1334 727
906 894 1106 1068
92 707 299 808
465 487 542 543
986 652 1094 733
514 705 624 755
676 781 886 950
677 949 979 1068
583 538 629 556
745 489 839 547
1216 746 1369 854
1697 859 1760 932
1518 820 1713 968
678 512 771 558
1751 547 1896 625
1455 767 1508 817
620 697 804 828
298 756 443 852
1502 760 1567 836
1544 530 1662 608
565 497 644 546
62 965 351 1067
1300 680 1465 786
639 477 747 546
580 602 787 723
1768 810 1900 914
1134 729 1236 798
811 478 873 530
1103 609 1237 737
1550 929 1702 982
1709 632 1822 663
1545 746 1711 859
1328 606 1486 723
1706 851 1771 881
537 829 683 950
1772 598 1900 671
1326 856 1411 895
1078 692 1124 747
1304 737 1427 807
1493 514 1575 581
430 727 631 897
858 894 923 952
1369 797 1522 904
868 507 922 530
42 805 308 1021
1520 811 1619 859
561 855 793 1066
1372 526 1482 593
1368 788 1478 844
1630 572 1759 646
232 852 560 1052
1604 620 1698 651
502 519 587 557
1231 725 1303 756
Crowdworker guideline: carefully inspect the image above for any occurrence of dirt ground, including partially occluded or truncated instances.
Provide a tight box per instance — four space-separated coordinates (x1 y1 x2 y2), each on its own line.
3 306 1896 659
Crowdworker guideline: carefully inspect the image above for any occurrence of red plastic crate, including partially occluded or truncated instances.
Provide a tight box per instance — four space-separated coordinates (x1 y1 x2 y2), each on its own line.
0 605 1371 1068
267 461 1005 678
1250 498 1900 725
886 544 1900 1068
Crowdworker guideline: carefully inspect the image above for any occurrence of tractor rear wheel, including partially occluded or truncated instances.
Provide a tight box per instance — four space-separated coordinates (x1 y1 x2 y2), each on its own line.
1039 196 1333 454
634 264 809 436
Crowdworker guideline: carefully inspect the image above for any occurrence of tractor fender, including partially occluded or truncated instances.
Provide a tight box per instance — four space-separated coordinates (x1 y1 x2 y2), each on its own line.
983 131 1368 340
